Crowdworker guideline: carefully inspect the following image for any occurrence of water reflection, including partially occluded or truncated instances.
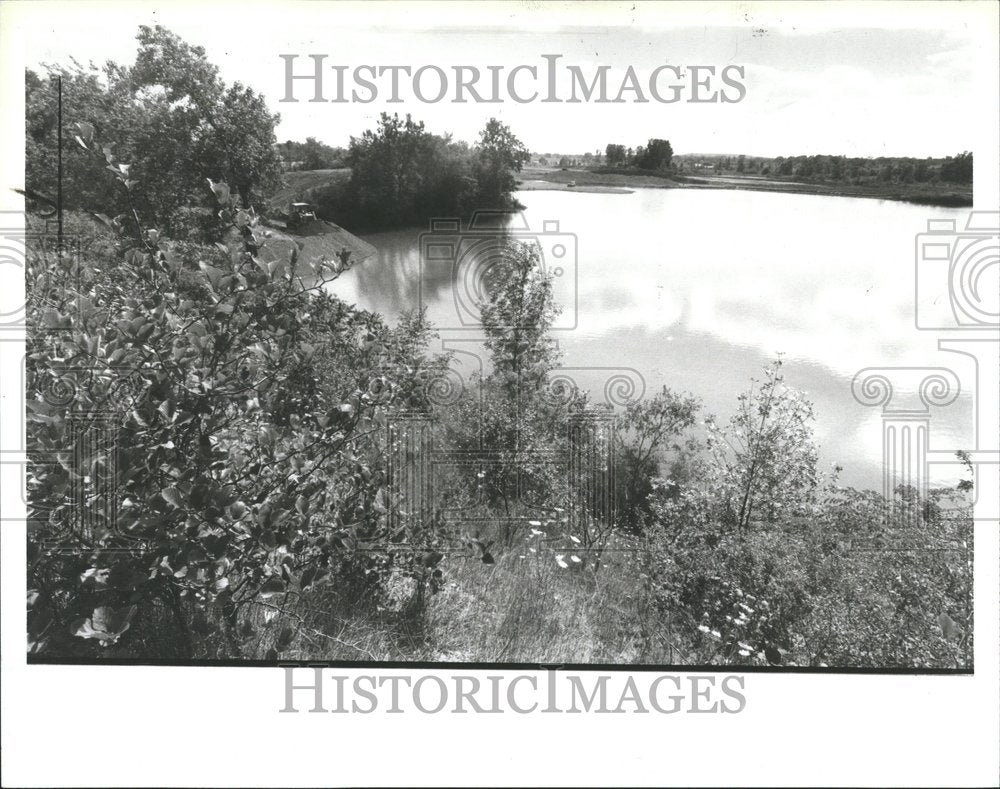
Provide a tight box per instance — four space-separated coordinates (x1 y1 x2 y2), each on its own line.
331 188 973 489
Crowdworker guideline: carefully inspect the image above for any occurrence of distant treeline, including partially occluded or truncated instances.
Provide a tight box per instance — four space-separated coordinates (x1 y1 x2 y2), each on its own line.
675 151 974 185
536 146 974 188
536 141 676 171
276 138 346 171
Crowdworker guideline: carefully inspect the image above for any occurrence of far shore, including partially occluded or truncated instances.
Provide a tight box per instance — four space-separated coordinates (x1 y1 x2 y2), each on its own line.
519 166 973 207
518 179 633 194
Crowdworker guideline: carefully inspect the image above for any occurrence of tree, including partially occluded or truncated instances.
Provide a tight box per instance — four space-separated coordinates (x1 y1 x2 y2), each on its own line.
940 151 973 184
605 143 627 166
480 241 560 396
206 83 284 208
635 139 672 171
473 118 530 209
704 359 819 531
348 113 435 226
449 241 569 518
346 113 486 228
25 25 282 230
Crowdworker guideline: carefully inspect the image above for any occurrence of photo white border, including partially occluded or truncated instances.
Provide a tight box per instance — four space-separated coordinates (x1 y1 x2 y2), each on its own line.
1 2 997 786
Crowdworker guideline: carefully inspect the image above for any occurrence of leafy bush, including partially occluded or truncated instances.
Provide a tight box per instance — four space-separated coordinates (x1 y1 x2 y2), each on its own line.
25 130 448 658
613 386 700 533
703 358 819 532
648 363 973 668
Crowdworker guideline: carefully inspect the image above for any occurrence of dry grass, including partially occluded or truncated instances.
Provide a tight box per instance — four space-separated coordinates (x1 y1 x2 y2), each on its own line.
238 531 689 665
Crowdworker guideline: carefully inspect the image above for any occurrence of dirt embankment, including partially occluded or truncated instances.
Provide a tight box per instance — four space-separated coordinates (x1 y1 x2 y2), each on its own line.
262 217 376 268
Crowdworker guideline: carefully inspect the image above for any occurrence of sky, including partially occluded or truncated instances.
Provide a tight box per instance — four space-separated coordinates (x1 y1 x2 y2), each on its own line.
6 0 999 158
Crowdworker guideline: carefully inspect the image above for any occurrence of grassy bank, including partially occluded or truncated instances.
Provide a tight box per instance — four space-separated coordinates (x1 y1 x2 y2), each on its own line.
199 531 686 664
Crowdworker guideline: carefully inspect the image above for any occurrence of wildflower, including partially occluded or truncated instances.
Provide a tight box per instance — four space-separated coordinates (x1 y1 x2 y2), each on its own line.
738 641 753 652
738 649 751 657
570 555 581 564
569 535 581 544
555 555 568 569
710 629 721 639
528 520 542 526
697 624 711 634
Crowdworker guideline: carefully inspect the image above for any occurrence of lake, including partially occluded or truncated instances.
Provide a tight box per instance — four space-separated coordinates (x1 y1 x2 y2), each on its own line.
332 188 973 490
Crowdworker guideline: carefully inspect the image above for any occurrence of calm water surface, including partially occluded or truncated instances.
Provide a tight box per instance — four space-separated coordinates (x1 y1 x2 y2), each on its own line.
332 188 972 489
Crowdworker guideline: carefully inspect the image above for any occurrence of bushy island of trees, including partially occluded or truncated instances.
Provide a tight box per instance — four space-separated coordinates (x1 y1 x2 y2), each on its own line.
269 113 529 230
25 27 973 666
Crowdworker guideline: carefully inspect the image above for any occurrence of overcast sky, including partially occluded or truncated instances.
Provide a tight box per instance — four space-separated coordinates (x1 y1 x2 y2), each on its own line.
9 0 998 158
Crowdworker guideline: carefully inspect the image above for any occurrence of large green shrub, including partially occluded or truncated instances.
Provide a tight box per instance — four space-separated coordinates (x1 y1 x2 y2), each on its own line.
25 131 447 658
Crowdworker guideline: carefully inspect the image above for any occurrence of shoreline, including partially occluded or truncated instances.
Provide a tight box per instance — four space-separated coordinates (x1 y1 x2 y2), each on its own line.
518 179 634 194
519 168 973 207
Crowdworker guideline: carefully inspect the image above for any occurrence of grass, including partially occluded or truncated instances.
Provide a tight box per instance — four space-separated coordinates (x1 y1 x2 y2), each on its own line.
221 530 688 664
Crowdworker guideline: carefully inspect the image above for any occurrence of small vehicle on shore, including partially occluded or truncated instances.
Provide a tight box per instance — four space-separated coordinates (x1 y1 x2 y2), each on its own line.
287 202 318 228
